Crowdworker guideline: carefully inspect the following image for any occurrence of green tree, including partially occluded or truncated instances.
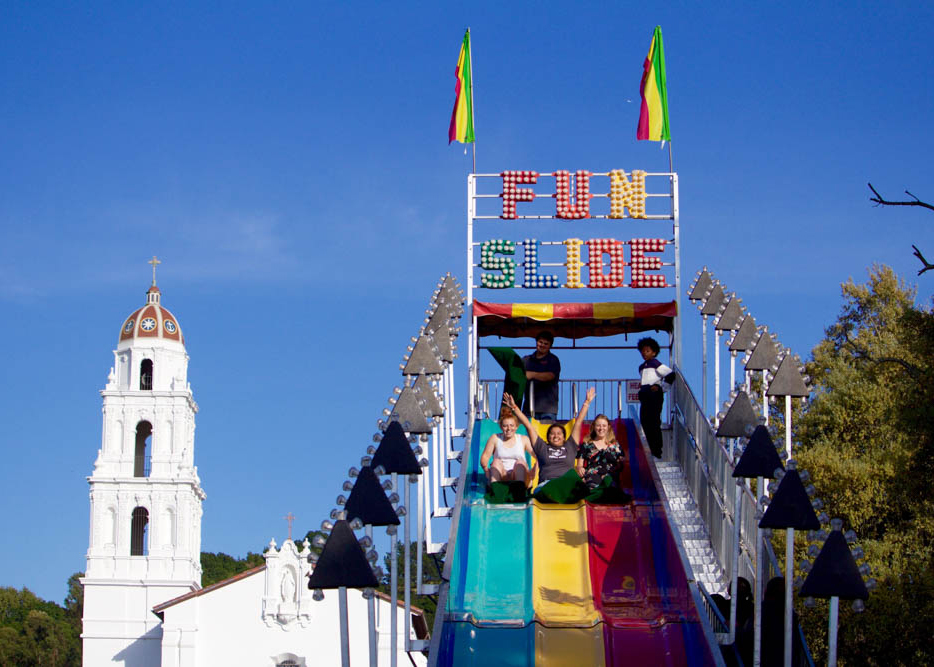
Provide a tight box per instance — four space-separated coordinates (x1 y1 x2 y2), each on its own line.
200 551 265 588
0 586 81 666
378 541 442 631
790 265 934 665
199 530 326 588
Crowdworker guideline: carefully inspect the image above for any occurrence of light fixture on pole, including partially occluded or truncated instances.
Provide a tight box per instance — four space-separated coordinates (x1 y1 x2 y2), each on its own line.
800 523 870 667
306 520 379 667
734 424 784 667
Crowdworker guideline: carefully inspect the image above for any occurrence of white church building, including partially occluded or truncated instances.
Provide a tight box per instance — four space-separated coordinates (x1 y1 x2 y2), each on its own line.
81 275 427 666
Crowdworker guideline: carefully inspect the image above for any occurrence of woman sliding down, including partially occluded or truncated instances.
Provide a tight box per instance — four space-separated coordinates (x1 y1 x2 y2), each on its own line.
576 412 627 493
480 410 537 487
502 388 594 491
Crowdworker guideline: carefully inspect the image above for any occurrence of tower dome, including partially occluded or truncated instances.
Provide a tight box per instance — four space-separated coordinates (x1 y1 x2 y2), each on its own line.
118 284 184 347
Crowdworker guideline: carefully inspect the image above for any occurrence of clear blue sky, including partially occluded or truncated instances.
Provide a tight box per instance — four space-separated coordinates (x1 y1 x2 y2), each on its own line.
1 2 932 603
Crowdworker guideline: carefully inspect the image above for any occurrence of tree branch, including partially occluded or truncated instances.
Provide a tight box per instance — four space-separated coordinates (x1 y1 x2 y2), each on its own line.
842 331 923 381
868 182 934 211
912 245 934 276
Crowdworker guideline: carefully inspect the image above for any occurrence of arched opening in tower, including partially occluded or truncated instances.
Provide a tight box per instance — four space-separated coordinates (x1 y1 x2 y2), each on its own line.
140 359 153 390
130 506 149 556
134 421 152 477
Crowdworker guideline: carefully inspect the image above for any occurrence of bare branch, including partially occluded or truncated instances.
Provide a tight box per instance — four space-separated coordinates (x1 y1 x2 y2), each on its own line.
842 331 922 381
912 245 934 276
867 182 934 211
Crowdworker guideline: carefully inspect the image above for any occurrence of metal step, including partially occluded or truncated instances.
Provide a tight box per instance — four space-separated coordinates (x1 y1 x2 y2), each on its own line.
655 461 729 596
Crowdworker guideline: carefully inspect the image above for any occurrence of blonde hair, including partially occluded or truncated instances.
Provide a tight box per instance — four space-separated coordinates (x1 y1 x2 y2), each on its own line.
585 414 617 445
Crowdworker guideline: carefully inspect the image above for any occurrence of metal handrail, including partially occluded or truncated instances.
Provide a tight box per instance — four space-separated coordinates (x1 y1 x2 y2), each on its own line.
479 377 629 421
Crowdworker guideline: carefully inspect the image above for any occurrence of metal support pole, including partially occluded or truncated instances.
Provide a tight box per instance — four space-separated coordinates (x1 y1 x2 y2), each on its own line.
762 370 768 426
784 527 794 667
702 315 708 416
417 466 425 595
730 350 736 393
731 477 741 645
365 525 378 667
784 394 794 667
828 596 839 667
339 586 351 667
754 477 764 667
672 173 682 368
390 473 398 667
404 480 412 651
715 330 721 425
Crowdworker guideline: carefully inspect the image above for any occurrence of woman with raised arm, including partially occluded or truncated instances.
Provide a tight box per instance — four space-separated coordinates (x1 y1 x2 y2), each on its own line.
576 411 626 491
479 409 537 487
503 387 594 490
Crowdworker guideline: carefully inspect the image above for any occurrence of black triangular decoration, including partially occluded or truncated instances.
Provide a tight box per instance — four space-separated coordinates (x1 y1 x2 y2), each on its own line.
759 469 821 530
800 530 869 600
344 466 400 527
715 296 744 331
389 387 432 434
426 303 452 336
729 315 758 352
700 284 726 316
307 520 378 590
414 375 443 417
733 425 784 479
432 324 454 363
688 269 713 302
716 391 758 438
372 421 422 474
745 332 780 371
766 355 810 397
403 336 444 375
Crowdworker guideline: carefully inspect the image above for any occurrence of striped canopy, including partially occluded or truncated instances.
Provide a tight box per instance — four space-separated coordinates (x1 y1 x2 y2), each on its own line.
474 300 676 339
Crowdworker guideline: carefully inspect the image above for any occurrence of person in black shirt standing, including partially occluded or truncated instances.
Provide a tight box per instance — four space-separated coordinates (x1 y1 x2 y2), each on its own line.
522 331 560 421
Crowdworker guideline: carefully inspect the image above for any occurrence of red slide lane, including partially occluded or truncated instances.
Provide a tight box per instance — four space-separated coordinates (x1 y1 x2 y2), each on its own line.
585 419 715 666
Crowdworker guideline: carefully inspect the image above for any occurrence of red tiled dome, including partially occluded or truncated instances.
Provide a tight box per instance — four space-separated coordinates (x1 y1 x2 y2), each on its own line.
118 286 184 345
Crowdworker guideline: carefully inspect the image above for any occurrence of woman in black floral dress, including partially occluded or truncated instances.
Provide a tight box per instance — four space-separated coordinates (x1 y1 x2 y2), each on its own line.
575 414 626 490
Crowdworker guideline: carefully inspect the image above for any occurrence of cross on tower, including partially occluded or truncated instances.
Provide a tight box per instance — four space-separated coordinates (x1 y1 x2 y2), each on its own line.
148 256 161 286
284 512 296 540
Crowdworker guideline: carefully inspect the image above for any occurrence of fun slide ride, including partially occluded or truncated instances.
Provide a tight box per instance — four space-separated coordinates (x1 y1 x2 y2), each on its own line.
435 417 719 666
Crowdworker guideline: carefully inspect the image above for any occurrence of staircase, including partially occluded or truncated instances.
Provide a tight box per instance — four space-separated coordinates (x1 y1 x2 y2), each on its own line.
656 460 729 597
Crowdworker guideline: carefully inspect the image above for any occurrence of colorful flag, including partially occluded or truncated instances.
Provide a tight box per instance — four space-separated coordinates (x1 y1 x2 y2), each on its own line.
448 29 475 144
637 26 671 142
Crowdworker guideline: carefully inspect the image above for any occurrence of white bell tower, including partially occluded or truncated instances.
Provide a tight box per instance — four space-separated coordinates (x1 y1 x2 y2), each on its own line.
82 259 206 667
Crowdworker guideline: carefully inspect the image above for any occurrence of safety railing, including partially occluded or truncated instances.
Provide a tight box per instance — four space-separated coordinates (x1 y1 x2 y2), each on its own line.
669 366 815 665
670 369 758 584
478 378 629 422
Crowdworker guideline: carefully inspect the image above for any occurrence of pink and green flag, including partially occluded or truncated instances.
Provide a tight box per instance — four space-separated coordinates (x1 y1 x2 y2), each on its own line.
637 26 671 142
448 29 475 144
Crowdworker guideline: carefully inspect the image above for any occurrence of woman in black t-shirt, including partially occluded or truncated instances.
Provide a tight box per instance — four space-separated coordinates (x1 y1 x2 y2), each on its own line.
502 387 594 488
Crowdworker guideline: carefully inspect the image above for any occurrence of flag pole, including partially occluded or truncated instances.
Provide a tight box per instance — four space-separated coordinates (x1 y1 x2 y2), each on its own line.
467 27 476 174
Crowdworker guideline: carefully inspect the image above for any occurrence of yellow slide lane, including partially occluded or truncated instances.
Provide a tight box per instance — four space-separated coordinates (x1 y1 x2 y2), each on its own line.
531 500 600 627
534 626 606 667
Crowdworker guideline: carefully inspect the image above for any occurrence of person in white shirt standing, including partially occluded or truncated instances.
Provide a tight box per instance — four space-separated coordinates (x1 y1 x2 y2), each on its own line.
637 337 675 459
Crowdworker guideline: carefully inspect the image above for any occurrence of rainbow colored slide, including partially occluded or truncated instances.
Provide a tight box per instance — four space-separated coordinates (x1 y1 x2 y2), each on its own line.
434 418 718 666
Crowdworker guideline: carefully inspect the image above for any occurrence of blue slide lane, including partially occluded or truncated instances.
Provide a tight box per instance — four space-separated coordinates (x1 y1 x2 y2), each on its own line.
445 419 534 626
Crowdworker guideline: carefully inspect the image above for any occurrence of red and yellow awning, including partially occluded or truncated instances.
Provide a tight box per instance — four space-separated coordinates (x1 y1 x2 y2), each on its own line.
473 300 676 339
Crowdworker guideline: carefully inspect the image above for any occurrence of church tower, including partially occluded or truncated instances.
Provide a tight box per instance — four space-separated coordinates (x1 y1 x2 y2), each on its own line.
82 262 205 666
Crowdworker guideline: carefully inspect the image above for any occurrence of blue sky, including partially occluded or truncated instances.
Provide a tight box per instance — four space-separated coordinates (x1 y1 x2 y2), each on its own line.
1 2 932 603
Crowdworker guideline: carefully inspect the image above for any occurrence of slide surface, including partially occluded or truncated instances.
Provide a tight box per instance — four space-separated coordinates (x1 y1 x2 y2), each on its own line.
437 417 716 667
